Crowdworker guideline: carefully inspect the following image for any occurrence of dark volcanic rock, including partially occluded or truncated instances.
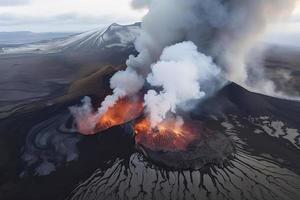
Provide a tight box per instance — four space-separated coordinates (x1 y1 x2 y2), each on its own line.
194 82 300 128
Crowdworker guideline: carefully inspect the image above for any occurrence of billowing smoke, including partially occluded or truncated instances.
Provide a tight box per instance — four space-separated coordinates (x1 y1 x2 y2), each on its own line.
71 0 298 133
144 41 220 126
130 0 297 83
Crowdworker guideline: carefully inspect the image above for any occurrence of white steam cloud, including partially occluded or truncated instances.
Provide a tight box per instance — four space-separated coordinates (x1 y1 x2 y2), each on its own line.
71 0 298 133
144 41 220 126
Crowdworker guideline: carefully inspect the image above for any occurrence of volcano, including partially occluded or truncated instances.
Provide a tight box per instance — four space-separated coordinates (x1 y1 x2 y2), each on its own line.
0 23 300 200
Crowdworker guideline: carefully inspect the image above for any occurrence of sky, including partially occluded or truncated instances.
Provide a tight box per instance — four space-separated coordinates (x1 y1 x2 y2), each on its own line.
0 0 146 32
0 0 299 46
265 4 300 47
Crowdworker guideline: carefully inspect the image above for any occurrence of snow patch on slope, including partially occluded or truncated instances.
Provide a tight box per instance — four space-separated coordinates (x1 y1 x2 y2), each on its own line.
0 23 140 55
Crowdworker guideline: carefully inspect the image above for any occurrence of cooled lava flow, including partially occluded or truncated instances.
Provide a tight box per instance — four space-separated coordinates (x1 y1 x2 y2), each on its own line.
134 118 200 151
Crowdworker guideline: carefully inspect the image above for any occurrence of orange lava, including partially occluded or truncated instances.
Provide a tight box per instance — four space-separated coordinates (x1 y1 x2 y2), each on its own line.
94 97 144 133
134 118 200 151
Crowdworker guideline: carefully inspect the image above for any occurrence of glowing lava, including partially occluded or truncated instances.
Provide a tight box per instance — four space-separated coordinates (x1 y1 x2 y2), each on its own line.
77 96 143 135
134 118 200 151
94 97 144 132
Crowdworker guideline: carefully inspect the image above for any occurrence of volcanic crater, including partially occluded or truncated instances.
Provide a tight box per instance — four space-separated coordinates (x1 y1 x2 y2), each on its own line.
134 121 235 170
77 91 236 171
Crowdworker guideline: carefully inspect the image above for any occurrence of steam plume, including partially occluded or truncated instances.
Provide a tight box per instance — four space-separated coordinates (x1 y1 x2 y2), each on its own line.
130 0 298 83
71 0 298 133
144 41 220 126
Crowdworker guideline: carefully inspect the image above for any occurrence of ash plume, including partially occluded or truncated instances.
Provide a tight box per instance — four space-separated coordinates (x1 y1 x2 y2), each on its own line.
130 0 298 83
71 0 298 133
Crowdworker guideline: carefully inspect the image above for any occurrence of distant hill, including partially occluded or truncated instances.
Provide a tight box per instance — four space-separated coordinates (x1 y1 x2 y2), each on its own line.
0 31 75 45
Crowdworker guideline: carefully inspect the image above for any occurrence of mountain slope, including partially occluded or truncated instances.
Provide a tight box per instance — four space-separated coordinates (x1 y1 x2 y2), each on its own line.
0 23 140 55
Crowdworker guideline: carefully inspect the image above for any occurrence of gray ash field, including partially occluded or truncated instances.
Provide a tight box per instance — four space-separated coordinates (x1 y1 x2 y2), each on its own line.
0 24 300 200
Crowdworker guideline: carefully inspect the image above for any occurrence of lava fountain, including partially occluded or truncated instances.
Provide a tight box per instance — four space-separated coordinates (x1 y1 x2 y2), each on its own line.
134 117 200 152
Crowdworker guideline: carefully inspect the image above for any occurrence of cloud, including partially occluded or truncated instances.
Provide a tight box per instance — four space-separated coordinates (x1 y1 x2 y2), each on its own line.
0 12 138 32
290 14 300 22
0 0 30 6
0 0 145 32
